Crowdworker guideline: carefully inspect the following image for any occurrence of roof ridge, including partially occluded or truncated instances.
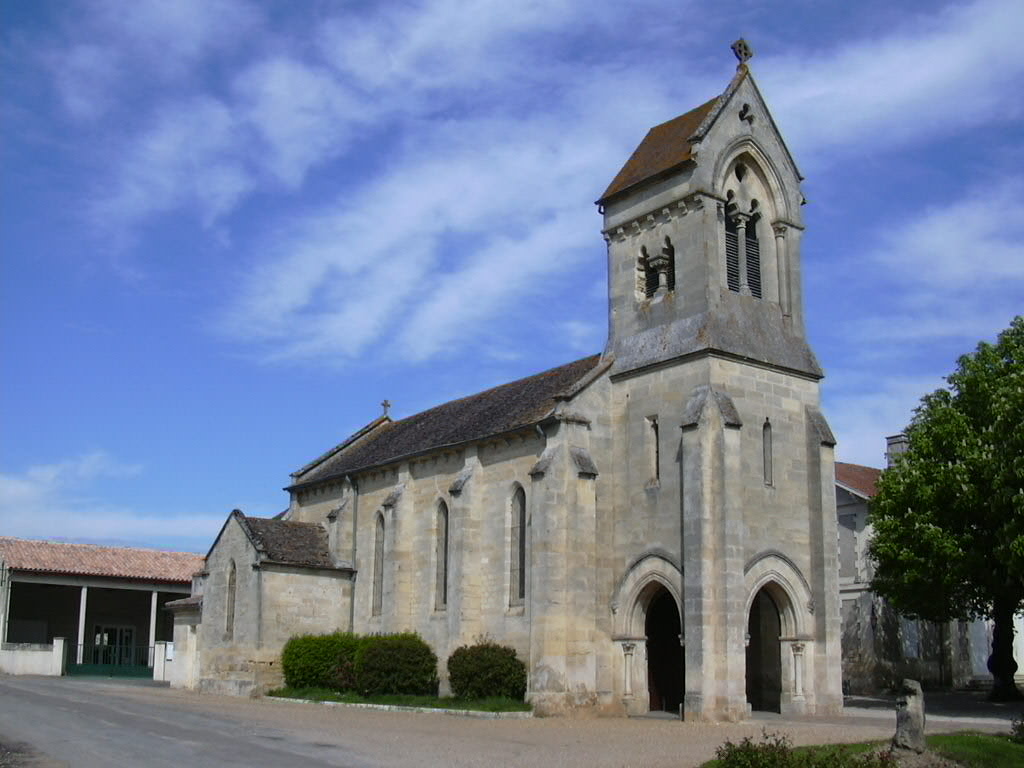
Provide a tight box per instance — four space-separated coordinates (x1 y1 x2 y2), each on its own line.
0 535 201 556
385 354 601 425
290 354 604 489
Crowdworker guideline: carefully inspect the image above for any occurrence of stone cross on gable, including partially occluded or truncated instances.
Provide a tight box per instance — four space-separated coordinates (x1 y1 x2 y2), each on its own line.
731 38 754 66
381 399 392 417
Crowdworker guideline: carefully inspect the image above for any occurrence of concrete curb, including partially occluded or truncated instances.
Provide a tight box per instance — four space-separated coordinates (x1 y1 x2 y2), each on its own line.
267 695 534 719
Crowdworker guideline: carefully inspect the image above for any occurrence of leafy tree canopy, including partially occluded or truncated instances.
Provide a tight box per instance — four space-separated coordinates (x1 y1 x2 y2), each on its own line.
868 316 1024 697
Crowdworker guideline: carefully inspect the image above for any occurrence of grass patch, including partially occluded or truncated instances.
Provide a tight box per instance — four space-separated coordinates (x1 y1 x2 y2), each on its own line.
266 686 531 713
927 730 1024 768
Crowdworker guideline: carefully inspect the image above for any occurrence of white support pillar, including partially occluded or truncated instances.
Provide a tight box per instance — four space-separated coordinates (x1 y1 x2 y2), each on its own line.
148 590 158 666
0 571 11 643
76 586 88 664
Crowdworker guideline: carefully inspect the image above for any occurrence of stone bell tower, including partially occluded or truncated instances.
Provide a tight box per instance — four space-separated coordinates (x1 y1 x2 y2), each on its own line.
599 42 842 721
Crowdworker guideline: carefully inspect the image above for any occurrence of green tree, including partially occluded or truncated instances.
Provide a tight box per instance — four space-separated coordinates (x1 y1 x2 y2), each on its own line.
869 316 1024 700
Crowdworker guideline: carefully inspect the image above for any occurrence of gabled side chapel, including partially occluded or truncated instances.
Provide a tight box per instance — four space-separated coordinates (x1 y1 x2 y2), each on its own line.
178 45 843 720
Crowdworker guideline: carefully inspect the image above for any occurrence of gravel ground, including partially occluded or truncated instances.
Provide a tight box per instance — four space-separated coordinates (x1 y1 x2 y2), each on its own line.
83 684 1001 768
0 677 1012 768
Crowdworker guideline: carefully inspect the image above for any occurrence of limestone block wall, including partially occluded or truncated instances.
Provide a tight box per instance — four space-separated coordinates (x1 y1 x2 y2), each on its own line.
197 518 264 695
199 520 259 652
291 433 548 694
259 566 351 650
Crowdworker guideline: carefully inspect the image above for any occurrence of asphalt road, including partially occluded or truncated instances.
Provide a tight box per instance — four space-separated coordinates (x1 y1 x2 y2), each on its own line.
0 677 371 768
0 676 1012 768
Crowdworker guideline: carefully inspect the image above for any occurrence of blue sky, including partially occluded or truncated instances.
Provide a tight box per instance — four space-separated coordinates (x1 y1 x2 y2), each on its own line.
2 0 1022 553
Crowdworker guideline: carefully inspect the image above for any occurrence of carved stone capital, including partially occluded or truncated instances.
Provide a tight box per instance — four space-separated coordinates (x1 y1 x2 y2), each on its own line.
772 222 789 238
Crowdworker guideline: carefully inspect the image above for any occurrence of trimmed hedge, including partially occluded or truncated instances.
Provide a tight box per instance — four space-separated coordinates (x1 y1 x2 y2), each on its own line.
447 641 527 700
281 632 364 690
356 633 439 696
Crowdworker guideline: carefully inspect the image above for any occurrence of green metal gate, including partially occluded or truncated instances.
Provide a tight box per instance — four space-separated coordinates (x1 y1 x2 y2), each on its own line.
66 644 154 677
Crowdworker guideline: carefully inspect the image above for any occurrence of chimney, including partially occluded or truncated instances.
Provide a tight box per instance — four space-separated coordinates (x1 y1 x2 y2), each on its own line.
885 434 908 468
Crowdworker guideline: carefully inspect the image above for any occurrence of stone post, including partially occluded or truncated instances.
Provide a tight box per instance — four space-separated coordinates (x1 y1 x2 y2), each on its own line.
892 679 926 753
51 637 67 676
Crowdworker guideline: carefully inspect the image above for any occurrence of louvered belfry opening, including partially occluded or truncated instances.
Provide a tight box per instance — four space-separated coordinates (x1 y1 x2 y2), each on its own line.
663 237 676 292
643 246 659 298
725 216 740 292
747 214 762 299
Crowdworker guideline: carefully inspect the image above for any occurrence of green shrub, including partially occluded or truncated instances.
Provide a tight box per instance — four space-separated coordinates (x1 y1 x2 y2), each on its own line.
447 640 527 700
281 632 364 691
1011 715 1024 744
355 633 439 696
714 731 896 768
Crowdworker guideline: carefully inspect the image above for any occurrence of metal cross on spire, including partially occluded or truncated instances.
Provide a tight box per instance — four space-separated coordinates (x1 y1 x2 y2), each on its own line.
731 38 754 68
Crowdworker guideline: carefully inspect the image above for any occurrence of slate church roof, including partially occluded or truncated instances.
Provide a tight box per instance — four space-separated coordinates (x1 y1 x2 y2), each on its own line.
0 537 202 583
599 96 718 203
291 354 604 488
234 511 339 569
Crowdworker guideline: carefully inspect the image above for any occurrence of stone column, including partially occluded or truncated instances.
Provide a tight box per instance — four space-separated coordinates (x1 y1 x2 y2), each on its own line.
791 642 806 699
622 641 636 697
772 223 790 315
734 213 750 296
646 243 671 297
76 586 88 663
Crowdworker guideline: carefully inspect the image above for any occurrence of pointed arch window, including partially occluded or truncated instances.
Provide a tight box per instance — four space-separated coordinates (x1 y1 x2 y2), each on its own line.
724 162 765 299
510 486 527 605
637 238 676 299
372 514 385 617
435 501 450 610
225 560 237 640
762 418 773 486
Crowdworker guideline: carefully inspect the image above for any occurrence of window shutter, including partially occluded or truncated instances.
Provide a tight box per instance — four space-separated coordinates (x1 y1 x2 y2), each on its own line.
725 228 740 293
747 231 762 299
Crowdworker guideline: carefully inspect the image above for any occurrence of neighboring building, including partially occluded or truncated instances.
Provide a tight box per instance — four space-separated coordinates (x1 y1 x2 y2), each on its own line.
836 439 1003 693
0 537 202 676
179 45 845 720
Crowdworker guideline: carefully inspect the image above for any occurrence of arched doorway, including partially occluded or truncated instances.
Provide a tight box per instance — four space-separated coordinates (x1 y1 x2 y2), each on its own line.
645 587 683 713
746 587 782 712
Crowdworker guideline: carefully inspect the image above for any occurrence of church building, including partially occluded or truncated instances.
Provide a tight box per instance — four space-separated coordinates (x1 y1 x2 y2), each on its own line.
175 43 844 721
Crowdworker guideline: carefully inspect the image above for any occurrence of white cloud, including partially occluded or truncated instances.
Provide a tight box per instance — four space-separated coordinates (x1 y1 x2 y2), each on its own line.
761 0 1024 162
825 372 946 467
47 0 260 121
38 0 1024 368
561 319 603 354
233 57 371 188
849 179 1024 344
92 97 252 233
317 0 577 93
0 452 221 548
